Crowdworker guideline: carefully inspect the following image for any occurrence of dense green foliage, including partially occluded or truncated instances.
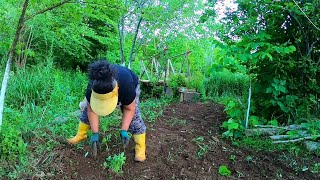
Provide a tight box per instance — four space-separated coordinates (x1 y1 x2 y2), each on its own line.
198 1 320 139
1 0 123 69
209 0 320 123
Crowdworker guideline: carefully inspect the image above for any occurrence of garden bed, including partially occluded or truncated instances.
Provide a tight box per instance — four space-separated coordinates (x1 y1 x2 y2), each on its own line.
24 102 320 179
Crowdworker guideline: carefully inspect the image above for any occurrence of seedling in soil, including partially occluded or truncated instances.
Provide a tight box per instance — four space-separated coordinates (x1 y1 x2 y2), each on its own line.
197 144 209 158
218 165 231 176
102 134 112 153
167 151 175 161
229 155 236 162
302 166 309 172
236 170 244 178
192 136 204 143
192 136 208 158
104 152 126 174
245 155 254 163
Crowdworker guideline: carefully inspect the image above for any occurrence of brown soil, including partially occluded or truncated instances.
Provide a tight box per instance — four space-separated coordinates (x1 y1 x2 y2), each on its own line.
28 102 320 179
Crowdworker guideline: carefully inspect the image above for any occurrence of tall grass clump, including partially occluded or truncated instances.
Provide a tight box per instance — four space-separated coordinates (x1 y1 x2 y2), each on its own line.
205 71 249 99
0 62 87 177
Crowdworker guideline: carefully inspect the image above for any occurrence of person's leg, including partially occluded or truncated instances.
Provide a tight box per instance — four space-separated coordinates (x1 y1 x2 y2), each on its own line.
67 103 90 144
128 84 147 162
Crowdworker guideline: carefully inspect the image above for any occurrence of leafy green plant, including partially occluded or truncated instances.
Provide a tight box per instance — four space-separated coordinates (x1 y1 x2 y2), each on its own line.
104 152 126 174
221 99 246 139
0 123 27 161
167 74 188 96
218 165 231 176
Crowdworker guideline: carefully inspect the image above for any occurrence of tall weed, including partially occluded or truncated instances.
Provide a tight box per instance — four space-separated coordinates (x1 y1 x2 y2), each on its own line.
205 71 249 99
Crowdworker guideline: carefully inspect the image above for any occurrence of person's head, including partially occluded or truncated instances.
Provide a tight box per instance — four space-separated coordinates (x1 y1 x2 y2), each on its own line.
88 59 118 116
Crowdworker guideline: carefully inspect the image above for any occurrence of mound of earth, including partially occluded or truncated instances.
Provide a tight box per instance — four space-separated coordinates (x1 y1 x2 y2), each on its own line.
28 102 320 179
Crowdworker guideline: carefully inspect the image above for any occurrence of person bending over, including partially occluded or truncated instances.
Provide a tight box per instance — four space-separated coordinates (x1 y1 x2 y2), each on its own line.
67 59 146 162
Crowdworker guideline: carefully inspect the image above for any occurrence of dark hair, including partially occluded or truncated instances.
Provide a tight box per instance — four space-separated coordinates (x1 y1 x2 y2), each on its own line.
88 59 116 94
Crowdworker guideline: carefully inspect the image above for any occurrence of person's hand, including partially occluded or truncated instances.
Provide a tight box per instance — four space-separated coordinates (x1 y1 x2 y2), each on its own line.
90 133 99 145
120 130 129 147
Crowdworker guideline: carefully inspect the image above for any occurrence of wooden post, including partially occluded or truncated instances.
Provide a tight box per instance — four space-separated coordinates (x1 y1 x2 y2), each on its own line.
166 58 170 81
186 50 191 77
168 59 176 75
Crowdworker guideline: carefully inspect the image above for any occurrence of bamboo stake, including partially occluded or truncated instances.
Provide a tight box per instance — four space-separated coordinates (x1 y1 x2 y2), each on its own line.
245 78 251 129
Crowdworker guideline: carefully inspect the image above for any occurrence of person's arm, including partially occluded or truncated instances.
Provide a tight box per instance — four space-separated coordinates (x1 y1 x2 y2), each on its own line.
121 99 136 130
88 103 99 133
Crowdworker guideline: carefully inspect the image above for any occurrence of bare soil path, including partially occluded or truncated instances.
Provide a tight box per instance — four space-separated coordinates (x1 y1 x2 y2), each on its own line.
32 102 320 179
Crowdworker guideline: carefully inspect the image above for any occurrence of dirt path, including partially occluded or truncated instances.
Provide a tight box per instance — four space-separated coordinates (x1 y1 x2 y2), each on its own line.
34 102 319 179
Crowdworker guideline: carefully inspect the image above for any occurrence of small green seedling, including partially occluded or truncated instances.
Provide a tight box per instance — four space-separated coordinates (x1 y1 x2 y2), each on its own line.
197 144 208 158
192 136 208 158
219 165 231 176
104 152 126 174
192 136 204 143
229 155 236 162
245 155 253 163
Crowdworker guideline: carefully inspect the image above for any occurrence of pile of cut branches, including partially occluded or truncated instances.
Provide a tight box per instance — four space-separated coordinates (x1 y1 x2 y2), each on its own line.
245 123 320 152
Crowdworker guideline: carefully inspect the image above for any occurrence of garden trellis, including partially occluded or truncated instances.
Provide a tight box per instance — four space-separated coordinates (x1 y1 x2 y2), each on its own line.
139 49 192 86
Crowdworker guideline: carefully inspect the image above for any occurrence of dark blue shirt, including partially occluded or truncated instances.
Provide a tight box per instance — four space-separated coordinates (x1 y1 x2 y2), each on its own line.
85 65 139 105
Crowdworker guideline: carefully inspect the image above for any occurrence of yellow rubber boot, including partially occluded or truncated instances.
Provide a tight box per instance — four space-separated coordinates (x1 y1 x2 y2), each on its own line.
133 133 146 162
67 122 90 145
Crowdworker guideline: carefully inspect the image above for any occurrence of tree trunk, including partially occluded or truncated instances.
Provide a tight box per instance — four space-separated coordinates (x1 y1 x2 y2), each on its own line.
118 15 126 65
0 0 29 127
128 16 143 69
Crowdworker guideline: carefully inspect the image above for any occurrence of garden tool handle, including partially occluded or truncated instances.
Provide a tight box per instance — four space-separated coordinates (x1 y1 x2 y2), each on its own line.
92 141 98 160
90 133 99 159
120 130 129 148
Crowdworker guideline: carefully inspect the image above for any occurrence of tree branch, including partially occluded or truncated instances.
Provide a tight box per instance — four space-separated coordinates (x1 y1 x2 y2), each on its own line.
292 0 320 31
307 38 319 57
128 16 143 67
24 0 70 21
71 1 124 10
